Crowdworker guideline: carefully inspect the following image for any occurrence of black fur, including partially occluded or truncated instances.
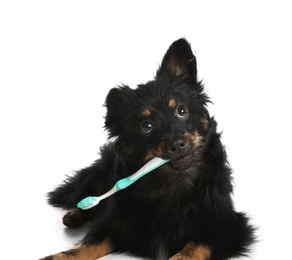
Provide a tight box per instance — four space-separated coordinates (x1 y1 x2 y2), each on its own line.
45 39 255 259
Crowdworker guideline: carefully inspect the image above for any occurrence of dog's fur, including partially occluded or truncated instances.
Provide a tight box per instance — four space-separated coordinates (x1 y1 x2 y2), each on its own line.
41 39 255 260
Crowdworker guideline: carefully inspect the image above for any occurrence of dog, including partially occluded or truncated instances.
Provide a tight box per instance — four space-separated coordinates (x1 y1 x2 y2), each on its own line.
40 38 255 260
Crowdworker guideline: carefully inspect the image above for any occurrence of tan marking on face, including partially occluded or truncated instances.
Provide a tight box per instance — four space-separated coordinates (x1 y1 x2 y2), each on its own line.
144 142 165 162
142 108 151 117
156 142 165 157
185 131 204 148
144 150 155 162
168 98 176 108
170 242 211 260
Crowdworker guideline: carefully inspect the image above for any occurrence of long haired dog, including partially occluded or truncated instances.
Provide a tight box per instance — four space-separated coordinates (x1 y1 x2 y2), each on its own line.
41 39 255 260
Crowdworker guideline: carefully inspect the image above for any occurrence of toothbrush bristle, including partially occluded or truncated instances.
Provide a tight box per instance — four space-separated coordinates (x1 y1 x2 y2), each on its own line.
77 196 97 209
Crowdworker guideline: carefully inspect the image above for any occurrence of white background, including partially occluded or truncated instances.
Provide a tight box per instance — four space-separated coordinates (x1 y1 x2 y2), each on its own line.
0 1 291 259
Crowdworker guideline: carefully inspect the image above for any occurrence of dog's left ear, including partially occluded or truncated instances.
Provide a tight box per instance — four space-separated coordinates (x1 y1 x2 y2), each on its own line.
104 86 134 138
157 38 197 80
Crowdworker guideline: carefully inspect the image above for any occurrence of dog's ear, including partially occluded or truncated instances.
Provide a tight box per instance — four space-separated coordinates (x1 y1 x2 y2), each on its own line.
157 38 197 80
104 86 134 138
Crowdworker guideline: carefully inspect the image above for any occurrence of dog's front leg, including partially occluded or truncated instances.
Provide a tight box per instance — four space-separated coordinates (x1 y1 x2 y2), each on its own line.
40 239 113 260
169 241 211 260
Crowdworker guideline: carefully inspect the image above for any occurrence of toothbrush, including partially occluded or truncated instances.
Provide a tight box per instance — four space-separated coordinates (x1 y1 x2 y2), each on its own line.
77 157 169 210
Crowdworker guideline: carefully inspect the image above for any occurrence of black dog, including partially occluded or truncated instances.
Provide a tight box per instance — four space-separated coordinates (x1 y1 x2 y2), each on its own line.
41 39 255 260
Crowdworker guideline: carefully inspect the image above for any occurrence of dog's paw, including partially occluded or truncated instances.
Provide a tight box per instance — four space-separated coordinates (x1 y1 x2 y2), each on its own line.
39 255 65 260
40 249 78 260
39 254 58 260
62 208 86 228
169 243 211 260
40 241 113 260
39 257 50 260
39 257 55 260
169 254 188 260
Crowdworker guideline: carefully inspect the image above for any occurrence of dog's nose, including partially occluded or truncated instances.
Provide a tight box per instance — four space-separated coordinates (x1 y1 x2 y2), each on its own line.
166 138 189 155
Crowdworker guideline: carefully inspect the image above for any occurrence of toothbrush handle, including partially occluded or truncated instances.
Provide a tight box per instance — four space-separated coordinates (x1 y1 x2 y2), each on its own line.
116 177 135 190
116 158 169 191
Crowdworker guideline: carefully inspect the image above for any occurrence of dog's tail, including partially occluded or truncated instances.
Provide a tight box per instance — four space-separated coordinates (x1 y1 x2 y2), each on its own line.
47 174 82 209
47 160 105 209
47 144 116 209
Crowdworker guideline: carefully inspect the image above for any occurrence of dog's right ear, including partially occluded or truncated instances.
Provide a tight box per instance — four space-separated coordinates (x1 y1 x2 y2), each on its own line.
104 86 134 138
156 38 197 81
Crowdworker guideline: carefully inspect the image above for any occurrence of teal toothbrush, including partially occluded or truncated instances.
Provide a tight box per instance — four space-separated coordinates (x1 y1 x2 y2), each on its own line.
77 157 169 210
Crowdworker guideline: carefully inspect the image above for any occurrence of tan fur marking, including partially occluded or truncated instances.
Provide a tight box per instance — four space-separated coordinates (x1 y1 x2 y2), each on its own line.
74 241 113 259
168 98 176 108
142 108 151 117
170 242 211 260
156 142 165 158
144 143 165 162
42 240 113 260
144 150 155 162
185 131 204 148
193 245 211 260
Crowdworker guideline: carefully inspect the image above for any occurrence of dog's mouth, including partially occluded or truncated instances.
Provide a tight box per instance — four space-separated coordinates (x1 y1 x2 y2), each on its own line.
169 153 193 170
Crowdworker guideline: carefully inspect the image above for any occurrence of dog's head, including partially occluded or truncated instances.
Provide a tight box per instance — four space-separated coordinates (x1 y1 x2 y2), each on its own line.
105 39 213 171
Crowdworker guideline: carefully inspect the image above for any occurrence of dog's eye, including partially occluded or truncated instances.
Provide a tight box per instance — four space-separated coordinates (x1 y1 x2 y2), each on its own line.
140 121 153 135
177 105 189 120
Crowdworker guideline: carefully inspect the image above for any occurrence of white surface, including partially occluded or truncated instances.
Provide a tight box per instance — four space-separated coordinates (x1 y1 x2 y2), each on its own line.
0 1 291 259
